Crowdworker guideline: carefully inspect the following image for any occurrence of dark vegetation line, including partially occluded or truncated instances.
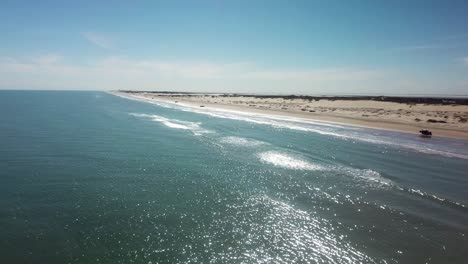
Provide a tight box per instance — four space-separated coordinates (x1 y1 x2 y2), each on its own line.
118 90 468 105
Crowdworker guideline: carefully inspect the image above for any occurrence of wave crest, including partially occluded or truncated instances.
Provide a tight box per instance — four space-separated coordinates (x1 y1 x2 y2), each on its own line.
129 113 213 136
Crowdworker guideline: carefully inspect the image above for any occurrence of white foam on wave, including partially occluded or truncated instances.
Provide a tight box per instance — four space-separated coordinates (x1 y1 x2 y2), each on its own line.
128 96 349 133
335 167 392 188
258 151 324 171
175 104 468 160
185 107 348 132
129 113 213 136
129 100 350 140
400 187 467 209
116 93 468 160
111 92 176 109
199 108 347 129
220 136 266 147
402 144 468 160
257 150 391 187
203 107 468 160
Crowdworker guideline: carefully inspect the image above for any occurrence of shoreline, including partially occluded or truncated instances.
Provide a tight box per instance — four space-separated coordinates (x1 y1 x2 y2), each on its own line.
112 91 468 140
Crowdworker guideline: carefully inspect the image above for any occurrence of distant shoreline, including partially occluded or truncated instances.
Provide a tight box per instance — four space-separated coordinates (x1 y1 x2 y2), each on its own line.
118 90 468 105
114 91 468 140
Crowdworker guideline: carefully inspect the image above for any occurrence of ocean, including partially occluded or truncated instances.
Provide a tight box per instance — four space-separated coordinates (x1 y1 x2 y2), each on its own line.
1 91 467 263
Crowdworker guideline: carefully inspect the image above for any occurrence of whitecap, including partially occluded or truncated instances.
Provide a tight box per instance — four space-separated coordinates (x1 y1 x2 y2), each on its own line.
129 113 213 135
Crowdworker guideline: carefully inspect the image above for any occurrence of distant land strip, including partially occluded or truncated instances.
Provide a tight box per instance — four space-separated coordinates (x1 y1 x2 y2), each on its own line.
118 90 468 105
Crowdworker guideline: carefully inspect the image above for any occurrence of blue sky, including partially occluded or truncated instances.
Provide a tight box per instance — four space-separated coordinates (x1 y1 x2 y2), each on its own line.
1 0 467 95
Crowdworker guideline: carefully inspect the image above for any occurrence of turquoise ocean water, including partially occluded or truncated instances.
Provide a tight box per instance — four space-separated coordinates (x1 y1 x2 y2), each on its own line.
1 91 467 263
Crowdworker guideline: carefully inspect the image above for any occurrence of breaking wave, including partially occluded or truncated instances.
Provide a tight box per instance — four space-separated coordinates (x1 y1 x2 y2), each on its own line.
129 113 213 136
143 99 468 160
117 94 468 160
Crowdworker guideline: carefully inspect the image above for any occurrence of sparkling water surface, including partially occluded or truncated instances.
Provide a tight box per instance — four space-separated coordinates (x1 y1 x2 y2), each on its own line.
1 91 467 263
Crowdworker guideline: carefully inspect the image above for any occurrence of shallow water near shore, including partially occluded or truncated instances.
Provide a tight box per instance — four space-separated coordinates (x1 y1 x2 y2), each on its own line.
1 91 468 263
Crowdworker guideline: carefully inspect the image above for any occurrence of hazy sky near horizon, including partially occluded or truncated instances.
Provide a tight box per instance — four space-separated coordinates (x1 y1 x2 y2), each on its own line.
1 0 468 95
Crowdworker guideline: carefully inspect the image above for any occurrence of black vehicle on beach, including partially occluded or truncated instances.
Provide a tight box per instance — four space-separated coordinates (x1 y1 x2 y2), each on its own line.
419 130 432 138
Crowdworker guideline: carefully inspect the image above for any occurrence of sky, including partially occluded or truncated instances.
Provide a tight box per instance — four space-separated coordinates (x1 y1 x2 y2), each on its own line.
0 0 467 95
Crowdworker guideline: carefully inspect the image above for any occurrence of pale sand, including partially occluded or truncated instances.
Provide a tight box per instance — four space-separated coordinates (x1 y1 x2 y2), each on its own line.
115 92 468 140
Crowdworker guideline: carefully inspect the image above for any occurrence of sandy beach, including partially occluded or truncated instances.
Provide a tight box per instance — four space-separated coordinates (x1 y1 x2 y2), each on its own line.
115 91 468 140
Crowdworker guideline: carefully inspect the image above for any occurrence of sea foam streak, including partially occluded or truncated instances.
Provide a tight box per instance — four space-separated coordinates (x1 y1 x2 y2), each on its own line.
334 166 392 187
183 109 468 160
220 136 266 147
258 151 324 170
117 94 468 160
399 187 467 210
258 151 391 187
130 113 213 135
